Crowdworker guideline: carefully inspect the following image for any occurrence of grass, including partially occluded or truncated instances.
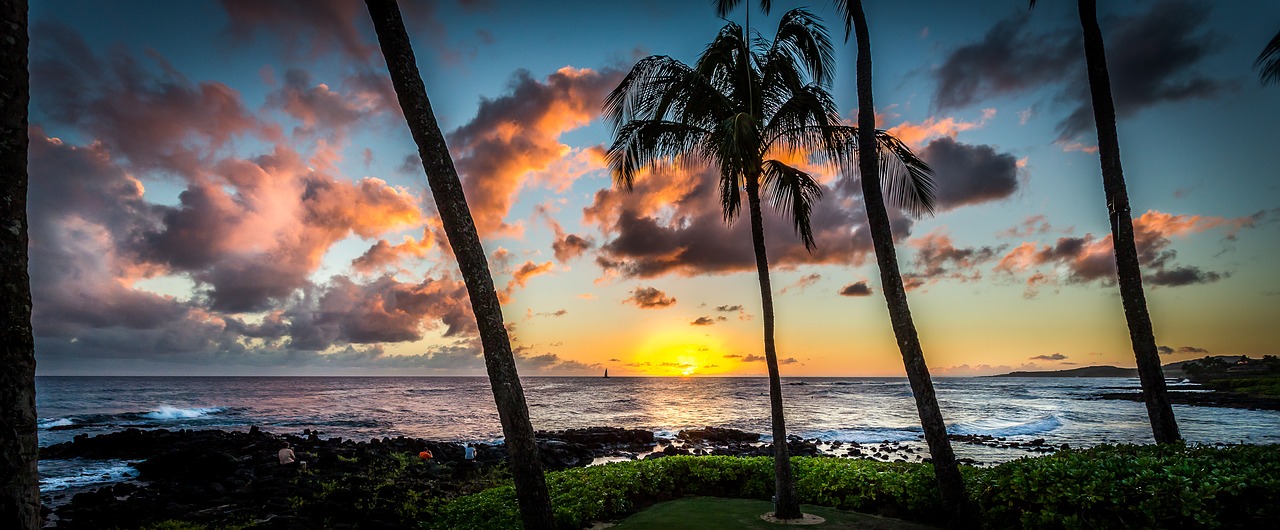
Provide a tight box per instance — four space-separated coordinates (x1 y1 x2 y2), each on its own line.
609 496 939 529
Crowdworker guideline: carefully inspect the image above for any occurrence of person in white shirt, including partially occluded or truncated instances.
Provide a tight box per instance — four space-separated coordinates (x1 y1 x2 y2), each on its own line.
278 441 307 472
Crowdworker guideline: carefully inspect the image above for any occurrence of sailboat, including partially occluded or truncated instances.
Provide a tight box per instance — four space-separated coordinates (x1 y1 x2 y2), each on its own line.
603 369 609 378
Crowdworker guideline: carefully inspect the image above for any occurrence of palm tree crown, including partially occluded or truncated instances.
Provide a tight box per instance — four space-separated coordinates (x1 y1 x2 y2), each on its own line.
604 9 933 519
605 8 836 244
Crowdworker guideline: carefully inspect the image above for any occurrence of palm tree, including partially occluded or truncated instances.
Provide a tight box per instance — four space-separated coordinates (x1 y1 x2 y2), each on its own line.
0 1 41 528
835 0 969 518
1031 0 1180 444
363 1 555 528
605 8 930 519
1256 30 1280 86
715 0 967 518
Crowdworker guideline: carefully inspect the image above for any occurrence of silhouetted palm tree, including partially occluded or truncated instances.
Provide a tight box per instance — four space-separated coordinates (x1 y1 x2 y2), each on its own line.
1256 30 1280 86
1030 0 1180 443
605 8 931 519
0 1 41 528
363 1 555 528
715 0 965 517
835 0 969 519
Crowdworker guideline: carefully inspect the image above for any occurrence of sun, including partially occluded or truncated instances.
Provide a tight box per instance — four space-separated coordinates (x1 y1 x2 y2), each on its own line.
628 329 728 376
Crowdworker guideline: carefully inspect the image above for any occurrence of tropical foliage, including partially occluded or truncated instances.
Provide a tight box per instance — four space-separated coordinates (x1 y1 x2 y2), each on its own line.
432 445 1280 529
603 8 932 519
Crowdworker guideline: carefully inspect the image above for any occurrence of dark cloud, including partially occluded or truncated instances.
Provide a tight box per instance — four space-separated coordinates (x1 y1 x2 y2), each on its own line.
996 211 1260 294
219 0 375 62
30 24 268 177
537 204 595 262
1030 353 1067 361
1160 345 1209 355
780 357 799 365
716 305 744 312
904 231 1004 290
266 68 388 141
1145 267 1222 287
838 282 873 297
932 1 1224 142
623 287 677 309
742 354 766 362
553 234 595 262
690 317 717 326
587 161 914 279
919 137 1020 210
931 13 1078 111
284 275 475 350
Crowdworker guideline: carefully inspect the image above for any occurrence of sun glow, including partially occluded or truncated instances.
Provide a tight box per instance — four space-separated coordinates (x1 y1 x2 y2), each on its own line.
624 330 729 376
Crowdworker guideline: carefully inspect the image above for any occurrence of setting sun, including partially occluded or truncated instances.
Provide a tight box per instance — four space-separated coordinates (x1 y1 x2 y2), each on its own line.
621 330 731 376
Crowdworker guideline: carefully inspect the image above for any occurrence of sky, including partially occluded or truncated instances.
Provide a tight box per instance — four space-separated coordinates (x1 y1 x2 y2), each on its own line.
27 0 1280 376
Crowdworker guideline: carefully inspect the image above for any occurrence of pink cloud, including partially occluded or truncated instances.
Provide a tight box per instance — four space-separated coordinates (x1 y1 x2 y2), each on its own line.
448 66 623 238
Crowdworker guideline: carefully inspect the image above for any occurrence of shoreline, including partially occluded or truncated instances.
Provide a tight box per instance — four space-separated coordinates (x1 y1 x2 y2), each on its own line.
38 425 1070 527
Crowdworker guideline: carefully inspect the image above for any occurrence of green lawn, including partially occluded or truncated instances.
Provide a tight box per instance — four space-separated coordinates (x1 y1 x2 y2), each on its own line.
608 496 940 529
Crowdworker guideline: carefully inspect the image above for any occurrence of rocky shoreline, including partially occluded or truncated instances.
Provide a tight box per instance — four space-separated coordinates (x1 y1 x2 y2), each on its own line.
39 426 1066 528
1096 387 1280 411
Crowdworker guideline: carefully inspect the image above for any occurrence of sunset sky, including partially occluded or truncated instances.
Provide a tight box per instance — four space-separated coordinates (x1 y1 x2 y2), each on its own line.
29 0 1280 376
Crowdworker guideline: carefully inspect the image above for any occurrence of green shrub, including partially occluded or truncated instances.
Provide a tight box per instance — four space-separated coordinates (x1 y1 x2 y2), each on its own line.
973 443 1280 529
432 445 1280 530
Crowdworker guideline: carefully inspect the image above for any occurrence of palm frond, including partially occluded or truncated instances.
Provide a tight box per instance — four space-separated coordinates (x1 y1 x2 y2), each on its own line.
761 84 841 149
875 131 936 217
605 120 711 190
1256 30 1280 86
762 159 823 250
765 8 834 87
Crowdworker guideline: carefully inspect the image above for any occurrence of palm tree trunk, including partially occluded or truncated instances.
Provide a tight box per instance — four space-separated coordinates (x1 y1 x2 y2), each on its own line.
744 173 800 520
363 2 555 528
1076 0 1180 444
1 1 41 528
848 0 967 521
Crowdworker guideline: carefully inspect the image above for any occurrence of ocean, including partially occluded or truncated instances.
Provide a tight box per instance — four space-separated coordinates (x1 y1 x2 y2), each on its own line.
35 376 1280 496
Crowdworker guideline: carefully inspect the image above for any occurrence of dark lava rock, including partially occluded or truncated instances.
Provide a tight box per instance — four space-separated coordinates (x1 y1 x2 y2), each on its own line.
538 427 654 449
677 427 760 444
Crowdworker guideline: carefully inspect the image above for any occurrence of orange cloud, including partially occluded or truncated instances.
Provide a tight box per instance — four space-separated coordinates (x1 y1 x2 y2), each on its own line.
448 66 624 238
886 108 995 149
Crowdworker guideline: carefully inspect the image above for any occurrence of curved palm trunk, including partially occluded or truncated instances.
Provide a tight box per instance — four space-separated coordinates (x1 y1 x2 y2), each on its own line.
1076 0 1179 444
744 174 800 520
848 0 967 520
1 1 41 528
364 2 555 528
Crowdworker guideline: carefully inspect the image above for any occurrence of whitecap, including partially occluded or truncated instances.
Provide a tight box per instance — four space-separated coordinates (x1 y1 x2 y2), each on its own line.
38 418 75 429
39 461 137 492
142 405 225 420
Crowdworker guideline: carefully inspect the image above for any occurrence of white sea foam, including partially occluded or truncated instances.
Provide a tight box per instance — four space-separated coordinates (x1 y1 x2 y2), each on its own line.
38 418 75 429
39 461 136 492
142 406 225 420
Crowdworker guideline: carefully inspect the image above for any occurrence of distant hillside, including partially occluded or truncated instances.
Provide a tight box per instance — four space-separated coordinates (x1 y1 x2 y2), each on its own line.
992 365 1138 378
992 356 1256 378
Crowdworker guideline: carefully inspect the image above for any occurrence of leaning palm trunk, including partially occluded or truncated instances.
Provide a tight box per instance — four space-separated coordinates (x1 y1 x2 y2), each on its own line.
364 1 555 528
846 0 968 519
744 175 801 519
0 0 41 528
1075 0 1179 443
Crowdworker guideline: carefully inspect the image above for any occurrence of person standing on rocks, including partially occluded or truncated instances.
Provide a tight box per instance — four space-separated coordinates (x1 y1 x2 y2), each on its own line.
278 441 307 472
463 443 478 477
